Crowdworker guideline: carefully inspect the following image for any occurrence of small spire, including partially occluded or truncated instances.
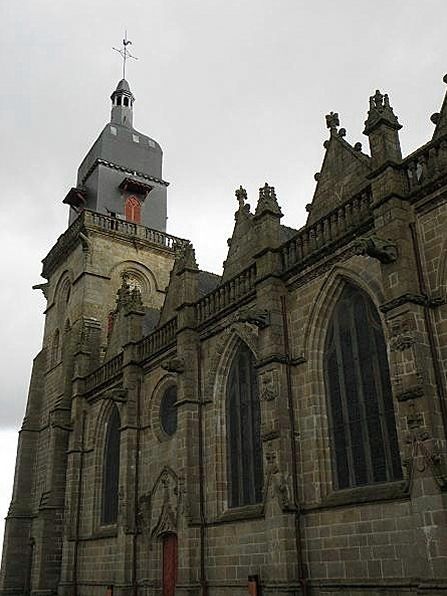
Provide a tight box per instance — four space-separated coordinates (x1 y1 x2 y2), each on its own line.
364 89 401 134
255 183 282 218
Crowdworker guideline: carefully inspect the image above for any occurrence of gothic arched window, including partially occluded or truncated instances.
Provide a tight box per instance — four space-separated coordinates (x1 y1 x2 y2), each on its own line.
124 196 141 224
102 406 121 524
324 285 402 489
160 385 178 437
226 342 263 508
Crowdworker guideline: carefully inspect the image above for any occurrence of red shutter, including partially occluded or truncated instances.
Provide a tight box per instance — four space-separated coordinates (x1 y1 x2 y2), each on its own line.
124 196 141 223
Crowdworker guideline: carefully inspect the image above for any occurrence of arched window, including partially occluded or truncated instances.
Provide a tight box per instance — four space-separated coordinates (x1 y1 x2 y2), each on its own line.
324 285 402 489
124 196 141 224
50 329 60 366
226 342 263 508
102 406 121 524
160 385 178 437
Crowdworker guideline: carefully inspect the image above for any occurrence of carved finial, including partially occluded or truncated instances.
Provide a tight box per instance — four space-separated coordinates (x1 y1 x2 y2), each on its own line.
174 241 198 272
235 185 247 208
431 112 441 124
354 142 362 152
314 172 320 181
255 182 282 218
116 275 143 312
364 89 401 134
305 204 312 213
325 111 339 133
116 275 131 308
338 127 346 138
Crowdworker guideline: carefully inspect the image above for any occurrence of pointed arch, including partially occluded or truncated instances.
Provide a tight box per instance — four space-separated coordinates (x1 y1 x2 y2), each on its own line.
226 340 263 507
101 404 121 524
210 327 261 513
325 283 402 489
303 264 386 359
299 266 394 497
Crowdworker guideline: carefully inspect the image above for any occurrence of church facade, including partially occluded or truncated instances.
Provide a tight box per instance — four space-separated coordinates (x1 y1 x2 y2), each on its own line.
1 73 447 596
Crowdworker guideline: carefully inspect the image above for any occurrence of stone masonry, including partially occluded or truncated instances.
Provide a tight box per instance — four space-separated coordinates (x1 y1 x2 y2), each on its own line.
1 74 447 596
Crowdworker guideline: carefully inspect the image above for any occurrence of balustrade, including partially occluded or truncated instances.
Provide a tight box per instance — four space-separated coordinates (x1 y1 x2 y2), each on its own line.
137 317 178 361
195 263 256 325
281 188 372 272
405 137 447 190
85 211 182 250
84 352 124 393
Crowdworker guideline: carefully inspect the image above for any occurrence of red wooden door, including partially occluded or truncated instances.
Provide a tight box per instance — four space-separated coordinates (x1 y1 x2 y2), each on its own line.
162 533 178 596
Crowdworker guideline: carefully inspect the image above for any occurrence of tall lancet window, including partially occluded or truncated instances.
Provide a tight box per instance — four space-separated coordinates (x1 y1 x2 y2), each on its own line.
102 406 121 524
324 285 402 489
226 342 263 508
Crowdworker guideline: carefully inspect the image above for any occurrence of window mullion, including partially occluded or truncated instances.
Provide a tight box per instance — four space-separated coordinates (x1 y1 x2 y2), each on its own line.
333 312 356 487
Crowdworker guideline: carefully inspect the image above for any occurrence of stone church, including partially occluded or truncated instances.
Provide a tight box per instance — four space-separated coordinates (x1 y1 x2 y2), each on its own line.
1 70 447 596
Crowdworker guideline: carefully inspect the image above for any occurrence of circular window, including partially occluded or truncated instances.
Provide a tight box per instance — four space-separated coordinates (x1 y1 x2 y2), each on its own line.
160 386 178 436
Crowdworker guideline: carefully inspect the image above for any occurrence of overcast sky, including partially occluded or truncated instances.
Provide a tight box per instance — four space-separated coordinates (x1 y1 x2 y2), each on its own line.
1 0 446 545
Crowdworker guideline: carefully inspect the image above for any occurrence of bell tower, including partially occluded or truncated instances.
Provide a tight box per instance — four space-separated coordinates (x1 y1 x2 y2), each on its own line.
0 42 182 594
64 70 168 231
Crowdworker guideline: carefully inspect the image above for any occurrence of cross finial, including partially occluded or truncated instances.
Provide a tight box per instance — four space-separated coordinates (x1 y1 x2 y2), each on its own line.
113 31 138 80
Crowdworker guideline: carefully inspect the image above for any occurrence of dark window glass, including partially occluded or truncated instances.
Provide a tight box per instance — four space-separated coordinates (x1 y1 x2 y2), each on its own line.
160 386 177 436
102 406 121 524
227 342 263 508
325 285 402 489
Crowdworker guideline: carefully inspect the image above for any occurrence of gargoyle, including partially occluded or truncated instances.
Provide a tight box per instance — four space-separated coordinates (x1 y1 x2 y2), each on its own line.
355 236 398 264
161 357 185 374
237 308 270 329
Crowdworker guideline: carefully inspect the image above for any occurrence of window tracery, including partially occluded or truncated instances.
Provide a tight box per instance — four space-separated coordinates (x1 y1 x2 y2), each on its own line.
324 284 402 489
226 342 263 508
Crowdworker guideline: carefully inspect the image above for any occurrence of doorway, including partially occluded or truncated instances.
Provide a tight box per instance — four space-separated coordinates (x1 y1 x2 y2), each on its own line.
162 533 178 596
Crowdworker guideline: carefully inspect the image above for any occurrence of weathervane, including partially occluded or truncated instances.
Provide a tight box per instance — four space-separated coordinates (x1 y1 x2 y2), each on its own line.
113 31 138 80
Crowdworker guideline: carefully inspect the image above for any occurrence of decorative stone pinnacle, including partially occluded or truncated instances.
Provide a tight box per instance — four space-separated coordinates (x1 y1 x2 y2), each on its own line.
235 185 247 209
174 241 198 272
325 111 340 133
255 182 282 218
116 276 143 312
364 89 401 134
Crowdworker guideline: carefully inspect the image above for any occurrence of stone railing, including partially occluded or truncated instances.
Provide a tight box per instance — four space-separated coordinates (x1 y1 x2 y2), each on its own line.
42 215 85 279
281 188 373 272
404 136 447 191
42 210 186 278
137 317 178 362
84 352 124 393
195 263 257 325
85 211 184 250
